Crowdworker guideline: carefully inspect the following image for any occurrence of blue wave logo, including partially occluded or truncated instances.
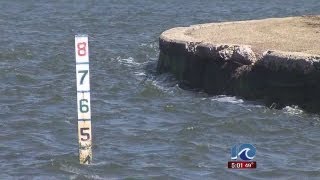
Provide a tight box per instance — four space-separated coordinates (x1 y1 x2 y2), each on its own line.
231 144 256 160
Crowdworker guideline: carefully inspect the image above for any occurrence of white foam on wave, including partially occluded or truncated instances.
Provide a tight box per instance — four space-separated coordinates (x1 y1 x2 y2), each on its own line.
150 73 181 95
133 71 147 82
134 72 146 76
70 174 105 180
113 56 143 67
211 95 244 104
60 164 105 180
150 79 168 92
139 42 158 49
283 105 304 115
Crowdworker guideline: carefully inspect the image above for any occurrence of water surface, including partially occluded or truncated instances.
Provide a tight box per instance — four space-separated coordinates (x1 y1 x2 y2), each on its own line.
1 0 320 179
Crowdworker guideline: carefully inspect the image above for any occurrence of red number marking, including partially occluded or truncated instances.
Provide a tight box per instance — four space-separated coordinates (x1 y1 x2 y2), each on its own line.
77 42 87 56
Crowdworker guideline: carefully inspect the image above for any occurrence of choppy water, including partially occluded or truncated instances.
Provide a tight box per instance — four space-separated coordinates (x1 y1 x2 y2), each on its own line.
1 0 320 179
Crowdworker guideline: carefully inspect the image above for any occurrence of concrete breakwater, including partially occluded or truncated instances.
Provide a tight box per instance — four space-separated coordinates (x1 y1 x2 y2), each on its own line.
157 16 320 112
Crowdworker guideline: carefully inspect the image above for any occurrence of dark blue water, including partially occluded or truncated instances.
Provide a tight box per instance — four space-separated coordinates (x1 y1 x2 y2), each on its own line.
1 0 320 179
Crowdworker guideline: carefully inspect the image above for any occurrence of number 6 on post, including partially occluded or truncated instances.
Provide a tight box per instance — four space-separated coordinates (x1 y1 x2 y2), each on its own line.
77 92 91 119
75 34 92 164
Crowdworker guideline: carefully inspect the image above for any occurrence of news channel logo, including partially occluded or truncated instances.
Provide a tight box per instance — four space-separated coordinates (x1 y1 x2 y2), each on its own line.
228 143 257 169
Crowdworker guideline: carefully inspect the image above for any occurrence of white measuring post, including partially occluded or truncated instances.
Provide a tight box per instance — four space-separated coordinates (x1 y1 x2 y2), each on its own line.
75 34 92 164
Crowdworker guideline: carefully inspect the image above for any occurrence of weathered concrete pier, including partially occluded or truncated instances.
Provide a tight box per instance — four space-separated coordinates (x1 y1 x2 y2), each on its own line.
157 16 320 112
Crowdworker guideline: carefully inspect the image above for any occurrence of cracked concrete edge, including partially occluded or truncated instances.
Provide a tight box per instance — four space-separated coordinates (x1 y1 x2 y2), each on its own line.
258 50 320 73
160 26 320 73
160 34 257 65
